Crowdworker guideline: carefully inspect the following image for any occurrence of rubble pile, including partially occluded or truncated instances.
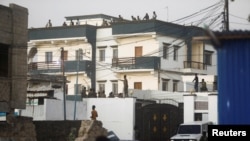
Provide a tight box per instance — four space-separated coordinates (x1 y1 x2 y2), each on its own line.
75 120 108 141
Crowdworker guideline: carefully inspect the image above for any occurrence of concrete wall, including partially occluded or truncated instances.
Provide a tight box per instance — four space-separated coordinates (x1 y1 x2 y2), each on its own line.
20 98 136 140
85 98 135 140
0 3 28 112
183 94 218 124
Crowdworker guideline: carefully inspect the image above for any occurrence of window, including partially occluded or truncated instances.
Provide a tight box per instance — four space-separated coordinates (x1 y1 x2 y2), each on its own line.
74 84 81 94
61 50 68 61
45 52 52 63
162 79 170 91
173 80 179 92
112 81 118 95
173 46 179 61
163 43 170 59
113 48 118 59
134 82 142 90
98 83 105 93
204 50 213 65
76 49 83 60
135 46 142 57
195 113 202 121
99 49 105 61
0 43 9 77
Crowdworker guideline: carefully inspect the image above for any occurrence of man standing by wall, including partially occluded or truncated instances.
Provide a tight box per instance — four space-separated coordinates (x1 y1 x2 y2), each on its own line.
193 73 199 92
123 75 128 97
91 105 98 120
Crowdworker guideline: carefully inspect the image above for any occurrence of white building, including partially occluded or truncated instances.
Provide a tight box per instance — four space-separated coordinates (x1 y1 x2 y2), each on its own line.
28 14 217 96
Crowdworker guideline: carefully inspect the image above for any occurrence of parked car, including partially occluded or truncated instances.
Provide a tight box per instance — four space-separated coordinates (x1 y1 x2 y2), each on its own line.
170 121 213 141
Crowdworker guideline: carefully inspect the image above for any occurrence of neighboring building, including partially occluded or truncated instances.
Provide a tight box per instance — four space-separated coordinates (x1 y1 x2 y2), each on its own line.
0 4 28 113
27 14 217 97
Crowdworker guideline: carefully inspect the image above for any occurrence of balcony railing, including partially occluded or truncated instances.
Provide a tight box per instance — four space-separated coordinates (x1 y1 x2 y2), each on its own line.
28 60 92 74
28 61 60 71
183 61 207 70
112 56 160 70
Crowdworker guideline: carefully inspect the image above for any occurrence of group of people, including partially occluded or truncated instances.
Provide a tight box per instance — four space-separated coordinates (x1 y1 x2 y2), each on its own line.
81 75 129 98
46 18 80 28
192 73 208 92
81 88 127 98
131 11 157 21
46 11 157 28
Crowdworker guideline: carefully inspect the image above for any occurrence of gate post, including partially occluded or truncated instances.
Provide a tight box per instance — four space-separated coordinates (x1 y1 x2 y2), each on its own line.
183 94 196 123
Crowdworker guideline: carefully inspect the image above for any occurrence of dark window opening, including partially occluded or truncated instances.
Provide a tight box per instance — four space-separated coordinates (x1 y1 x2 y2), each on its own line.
0 43 9 77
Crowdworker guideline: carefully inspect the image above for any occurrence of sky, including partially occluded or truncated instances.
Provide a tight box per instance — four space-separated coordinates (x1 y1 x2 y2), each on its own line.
1 0 250 30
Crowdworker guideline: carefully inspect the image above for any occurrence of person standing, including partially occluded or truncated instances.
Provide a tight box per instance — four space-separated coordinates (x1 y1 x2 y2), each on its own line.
46 19 52 28
91 105 98 120
192 73 199 92
152 11 157 20
123 75 128 97
143 13 149 20
200 79 208 92
76 18 80 25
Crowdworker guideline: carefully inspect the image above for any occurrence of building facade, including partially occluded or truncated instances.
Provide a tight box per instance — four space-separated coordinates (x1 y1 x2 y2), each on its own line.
28 14 217 96
0 4 28 113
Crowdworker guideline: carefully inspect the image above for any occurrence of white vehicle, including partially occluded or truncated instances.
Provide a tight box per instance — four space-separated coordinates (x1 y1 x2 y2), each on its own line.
170 121 213 141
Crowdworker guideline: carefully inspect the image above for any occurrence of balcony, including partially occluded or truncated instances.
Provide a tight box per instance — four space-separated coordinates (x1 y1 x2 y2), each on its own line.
28 25 97 43
183 61 207 70
28 60 92 74
112 56 160 70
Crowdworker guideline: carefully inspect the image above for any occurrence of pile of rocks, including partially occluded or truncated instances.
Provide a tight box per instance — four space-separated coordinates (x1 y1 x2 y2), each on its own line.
0 116 37 141
75 120 108 141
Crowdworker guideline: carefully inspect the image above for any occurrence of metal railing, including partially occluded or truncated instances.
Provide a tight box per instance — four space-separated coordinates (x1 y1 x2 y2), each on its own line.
183 61 207 70
112 56 160 70
28 61 60 71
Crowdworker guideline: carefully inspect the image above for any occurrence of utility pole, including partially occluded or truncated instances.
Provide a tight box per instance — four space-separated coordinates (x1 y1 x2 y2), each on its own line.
158 63 160 90
223 0 229 31
74 49 80 120
61 47 66 120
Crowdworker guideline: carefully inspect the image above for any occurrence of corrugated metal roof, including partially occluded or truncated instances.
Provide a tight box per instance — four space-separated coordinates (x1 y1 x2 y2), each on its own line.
214 30 250 39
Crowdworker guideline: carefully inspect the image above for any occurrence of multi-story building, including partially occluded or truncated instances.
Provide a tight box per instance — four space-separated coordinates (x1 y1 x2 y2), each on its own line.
27 14 217 97
0 4 28 114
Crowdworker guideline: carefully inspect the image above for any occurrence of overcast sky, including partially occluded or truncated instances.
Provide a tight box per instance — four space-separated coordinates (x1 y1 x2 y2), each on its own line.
1 0 250 30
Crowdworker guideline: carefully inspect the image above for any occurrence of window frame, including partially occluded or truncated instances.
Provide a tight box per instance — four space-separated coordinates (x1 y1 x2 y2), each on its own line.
173 80 179 92
45 52 53 63
163 43 170 59
162 79 170 91
204 50 213 66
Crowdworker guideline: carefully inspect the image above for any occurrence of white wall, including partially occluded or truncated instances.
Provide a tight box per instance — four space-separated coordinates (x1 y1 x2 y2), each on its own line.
85 98 135 140
183 95 196 123
20 98 135 140
208 94 218 124
45 99 87 120
20 99 87 121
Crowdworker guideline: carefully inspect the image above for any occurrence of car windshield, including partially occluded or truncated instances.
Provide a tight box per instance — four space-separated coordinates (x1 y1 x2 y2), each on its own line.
177 125 201 134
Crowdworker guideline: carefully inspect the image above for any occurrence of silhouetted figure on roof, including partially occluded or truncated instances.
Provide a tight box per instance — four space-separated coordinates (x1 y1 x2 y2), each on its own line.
76 18 80 25
46 19 52 28
118 15 123 21
137 15 141 21
143 13 149 20
152 11 157 20
131 16 137 21
62 21 67 26
102 19 109 26
70 19 74 26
